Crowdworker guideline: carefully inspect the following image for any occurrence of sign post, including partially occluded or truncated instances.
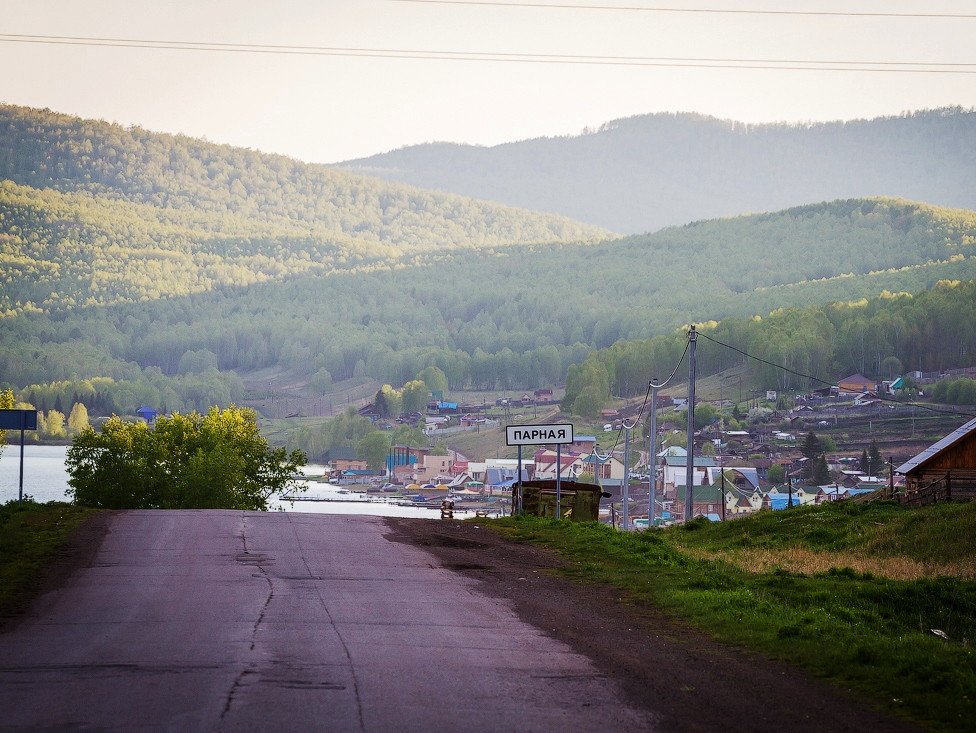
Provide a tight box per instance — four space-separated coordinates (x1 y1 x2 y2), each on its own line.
0 410 39 504
505 424 574 516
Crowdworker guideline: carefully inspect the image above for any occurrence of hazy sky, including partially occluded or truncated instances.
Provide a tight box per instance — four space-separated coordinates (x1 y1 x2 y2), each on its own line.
1 0 974 164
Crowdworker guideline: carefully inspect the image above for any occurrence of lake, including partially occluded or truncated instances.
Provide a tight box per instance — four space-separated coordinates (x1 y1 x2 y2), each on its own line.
0 445 449 518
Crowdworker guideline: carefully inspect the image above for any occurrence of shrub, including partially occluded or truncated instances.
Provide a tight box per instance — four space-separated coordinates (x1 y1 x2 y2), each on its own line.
65 406 305 510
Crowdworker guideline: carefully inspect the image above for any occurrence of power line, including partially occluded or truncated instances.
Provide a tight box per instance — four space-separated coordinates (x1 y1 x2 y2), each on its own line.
598 339 690 460
2 33 975 74
392 0 976 20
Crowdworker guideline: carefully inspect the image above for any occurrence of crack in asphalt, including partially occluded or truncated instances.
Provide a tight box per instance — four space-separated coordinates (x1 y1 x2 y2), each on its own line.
220 513 275 721
288 513 366 733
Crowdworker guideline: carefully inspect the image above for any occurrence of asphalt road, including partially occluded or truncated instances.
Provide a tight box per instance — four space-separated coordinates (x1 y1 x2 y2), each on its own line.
0 511 654 732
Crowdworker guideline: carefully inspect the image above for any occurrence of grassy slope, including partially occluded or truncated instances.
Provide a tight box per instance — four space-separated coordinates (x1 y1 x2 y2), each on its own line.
489 502 976 731
0 500 99 621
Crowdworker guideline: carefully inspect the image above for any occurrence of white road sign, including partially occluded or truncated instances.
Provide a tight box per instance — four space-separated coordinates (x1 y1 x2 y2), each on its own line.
505 423 574 446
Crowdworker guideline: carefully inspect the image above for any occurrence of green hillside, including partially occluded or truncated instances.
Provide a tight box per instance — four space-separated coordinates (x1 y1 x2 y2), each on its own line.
4 189 976 402
4 104 976 418
0 104 606 248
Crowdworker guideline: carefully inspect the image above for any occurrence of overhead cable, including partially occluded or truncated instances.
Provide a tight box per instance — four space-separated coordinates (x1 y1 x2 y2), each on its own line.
696 330 976 419
1 34 975 74
392 0 976 20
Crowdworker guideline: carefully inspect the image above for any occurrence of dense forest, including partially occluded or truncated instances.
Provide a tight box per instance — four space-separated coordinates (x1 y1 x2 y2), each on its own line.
338 108 976 234
4 105 976 424
563 279 976 417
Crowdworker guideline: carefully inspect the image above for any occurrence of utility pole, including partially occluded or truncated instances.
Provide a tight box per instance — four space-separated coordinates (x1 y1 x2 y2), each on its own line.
719 465 726 521
556 443 562 518
685 326 697 522
649 381 658 528
887 457 894 500
623 423 631 531
788 474 793 508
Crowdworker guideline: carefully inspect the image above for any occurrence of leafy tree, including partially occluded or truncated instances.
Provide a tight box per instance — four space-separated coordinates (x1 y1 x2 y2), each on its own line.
43 410 67 439
662 431 687 449
400 380 429 414
356 431 391 471
766 463 785 483
65 406 305 510
67 402 89 434
880 356 903 379
0 388 13 450
430 443 448 456
309 368 333 394
416 366 448 396
700 441 716 456
374 385 397 419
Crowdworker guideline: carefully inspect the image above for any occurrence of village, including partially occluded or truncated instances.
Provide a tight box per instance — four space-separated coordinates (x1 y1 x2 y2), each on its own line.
300 370 976 525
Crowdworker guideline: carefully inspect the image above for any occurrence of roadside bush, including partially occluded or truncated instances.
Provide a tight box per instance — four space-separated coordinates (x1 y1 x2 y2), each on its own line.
65 406 305 510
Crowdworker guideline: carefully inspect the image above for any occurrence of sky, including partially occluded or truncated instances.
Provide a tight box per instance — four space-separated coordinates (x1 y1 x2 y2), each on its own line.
1 0 975 164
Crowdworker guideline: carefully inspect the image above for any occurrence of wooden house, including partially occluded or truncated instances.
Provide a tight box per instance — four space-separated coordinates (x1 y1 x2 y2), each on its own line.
838 374 877 395
896 416 976 505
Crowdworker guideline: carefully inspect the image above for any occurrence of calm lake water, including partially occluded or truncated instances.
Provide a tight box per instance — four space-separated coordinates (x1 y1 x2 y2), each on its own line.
0 445 448 518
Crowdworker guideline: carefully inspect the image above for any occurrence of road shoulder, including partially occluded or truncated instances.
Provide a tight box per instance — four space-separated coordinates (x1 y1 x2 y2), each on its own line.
385 517 920 733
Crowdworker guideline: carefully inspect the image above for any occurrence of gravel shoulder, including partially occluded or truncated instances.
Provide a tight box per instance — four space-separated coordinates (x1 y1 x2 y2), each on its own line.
384 517 921 733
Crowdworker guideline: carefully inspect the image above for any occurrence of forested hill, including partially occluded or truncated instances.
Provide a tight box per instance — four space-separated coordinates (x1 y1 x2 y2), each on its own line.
5 195 976 397
337 108 976 234
0 104 607 250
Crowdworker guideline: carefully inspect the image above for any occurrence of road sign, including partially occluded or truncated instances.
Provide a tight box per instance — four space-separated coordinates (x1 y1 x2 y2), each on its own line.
505 423 574 446
0 410 38 505
0 409 37 430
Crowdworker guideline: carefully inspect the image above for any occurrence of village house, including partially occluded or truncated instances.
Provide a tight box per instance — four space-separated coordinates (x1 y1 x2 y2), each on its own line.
662 454 715 488
897 415 976 503
532 449 586 481
568 435 597 453
413 454 453 482
838 373 878 395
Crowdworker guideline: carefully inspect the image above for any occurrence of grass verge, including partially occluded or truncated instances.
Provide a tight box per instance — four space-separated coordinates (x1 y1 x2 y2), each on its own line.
0 500 100 622
488 501 976 732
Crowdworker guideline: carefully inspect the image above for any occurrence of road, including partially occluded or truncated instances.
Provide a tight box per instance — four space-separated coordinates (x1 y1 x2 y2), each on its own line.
0 511 653 732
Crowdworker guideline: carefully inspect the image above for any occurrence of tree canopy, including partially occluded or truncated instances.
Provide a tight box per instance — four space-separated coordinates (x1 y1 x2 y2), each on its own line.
65 406 306 510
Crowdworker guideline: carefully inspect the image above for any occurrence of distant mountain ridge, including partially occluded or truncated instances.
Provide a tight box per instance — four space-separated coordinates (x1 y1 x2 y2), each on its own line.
336 108 976 234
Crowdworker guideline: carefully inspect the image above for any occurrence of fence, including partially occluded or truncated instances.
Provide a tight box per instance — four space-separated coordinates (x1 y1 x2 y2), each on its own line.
896 473 950 508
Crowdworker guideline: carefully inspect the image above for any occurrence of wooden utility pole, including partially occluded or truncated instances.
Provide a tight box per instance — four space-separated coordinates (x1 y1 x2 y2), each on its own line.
685 326 697 522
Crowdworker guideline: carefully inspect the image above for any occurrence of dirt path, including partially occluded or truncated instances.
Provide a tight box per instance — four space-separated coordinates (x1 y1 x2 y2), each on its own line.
385 518 921 733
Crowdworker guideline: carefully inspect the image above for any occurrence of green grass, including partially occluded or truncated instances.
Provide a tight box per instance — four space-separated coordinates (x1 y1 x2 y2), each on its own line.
488 504 976 731
0 500 100 621
673 500 976 563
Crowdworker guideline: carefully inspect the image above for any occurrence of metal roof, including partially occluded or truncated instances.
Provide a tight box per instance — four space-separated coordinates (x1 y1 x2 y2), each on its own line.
895 416 976 475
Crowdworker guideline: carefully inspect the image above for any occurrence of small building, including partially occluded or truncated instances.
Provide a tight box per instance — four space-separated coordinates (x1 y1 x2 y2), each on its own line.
534 389 554 403
569 435 597 453
838 374 877 395
136 406 158 426
896 416 976 504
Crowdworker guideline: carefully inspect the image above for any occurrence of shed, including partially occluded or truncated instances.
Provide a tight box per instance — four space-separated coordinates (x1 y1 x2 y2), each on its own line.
896 416 976 504
514 480 608 521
